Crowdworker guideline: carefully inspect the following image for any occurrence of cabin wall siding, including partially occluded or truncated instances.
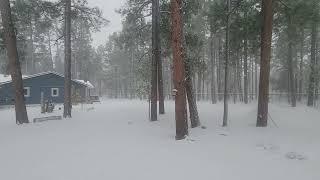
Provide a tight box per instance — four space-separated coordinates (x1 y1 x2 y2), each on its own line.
0 73 87 105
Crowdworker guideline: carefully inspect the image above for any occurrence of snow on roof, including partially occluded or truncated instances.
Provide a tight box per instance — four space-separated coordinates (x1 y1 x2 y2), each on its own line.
74 79 94 89
0 74 28 84
0 74 11 84
0 72 95 89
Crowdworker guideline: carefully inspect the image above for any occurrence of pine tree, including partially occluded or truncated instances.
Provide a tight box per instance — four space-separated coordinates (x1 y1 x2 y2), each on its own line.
171 0 188 140
64 0 72 118
0 0 29 124
257 0 274 127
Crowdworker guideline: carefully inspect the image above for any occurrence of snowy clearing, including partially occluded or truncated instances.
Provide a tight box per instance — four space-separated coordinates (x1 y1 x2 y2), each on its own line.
0 100 319 180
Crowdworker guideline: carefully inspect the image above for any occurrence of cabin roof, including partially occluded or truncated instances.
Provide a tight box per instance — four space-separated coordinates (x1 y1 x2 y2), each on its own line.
0 71 94 88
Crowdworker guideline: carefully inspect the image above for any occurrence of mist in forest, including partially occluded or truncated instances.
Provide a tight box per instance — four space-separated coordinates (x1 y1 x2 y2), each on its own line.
0 1 319 179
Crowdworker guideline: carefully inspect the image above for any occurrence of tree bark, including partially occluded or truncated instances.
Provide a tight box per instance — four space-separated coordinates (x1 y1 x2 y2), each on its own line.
287 15 297 107
251 57 254 100
223 0 230 127
47 30 54 71
244 13 249 104
153 0 165 114
307 18 317 107
158 50 165 115
151 0 159 121
257 0 273 127
0 0 29 124
210 31 217 104
185 62 200 128
202 71 205 100
29 17 35 74
218 35 223 101
171 0 188 140
255 52 258 100
64 0 72 118
197 71 202 100
298 29 304 102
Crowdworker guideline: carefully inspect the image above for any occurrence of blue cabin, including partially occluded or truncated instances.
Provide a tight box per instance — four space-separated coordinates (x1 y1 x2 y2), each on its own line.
0 72 93 106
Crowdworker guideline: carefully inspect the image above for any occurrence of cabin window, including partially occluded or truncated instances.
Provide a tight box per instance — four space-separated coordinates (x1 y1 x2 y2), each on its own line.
23 87 30 97
51 88 59 97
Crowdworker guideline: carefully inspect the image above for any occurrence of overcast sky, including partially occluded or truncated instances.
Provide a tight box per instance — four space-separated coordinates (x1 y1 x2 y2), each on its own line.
89 0 126 47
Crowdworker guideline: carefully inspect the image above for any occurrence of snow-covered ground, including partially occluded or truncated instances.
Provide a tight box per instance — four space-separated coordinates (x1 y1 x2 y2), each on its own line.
0 100 319 180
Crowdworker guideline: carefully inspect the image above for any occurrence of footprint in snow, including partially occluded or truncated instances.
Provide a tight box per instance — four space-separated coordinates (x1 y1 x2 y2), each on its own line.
285 152 307 161
256 144 280 151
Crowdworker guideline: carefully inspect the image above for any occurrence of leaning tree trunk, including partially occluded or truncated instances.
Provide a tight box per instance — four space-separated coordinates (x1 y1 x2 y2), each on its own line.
257 0 273 127
171 0 188 140
0 0 29 124
185 61 200 128
63 0 72 118
223 0 230 127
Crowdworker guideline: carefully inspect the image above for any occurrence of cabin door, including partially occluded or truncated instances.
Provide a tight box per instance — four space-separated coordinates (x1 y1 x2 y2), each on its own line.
39 87 51 102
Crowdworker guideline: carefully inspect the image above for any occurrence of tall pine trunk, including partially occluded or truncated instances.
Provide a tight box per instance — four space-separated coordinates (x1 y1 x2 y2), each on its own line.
0 0 29 124
47 30 54 71
298 29 304 102
307 17 317 107
158 55 165 114
63 0 72 118
151 0 159 121
223 0 230 127
185 61 200 128
154 0 165 115
171 0 188 140
257 0 273 127
218 35 223 101
28 17 35 74
210 31 217 104
255 52 258 100
197 71 202 100
244 12 249 104
244 38 249 104
287 15 296 107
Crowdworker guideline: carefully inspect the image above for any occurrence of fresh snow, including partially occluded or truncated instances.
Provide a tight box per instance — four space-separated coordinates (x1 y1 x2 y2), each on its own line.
0 100 319 180
74 79 95 89
0 74 12 84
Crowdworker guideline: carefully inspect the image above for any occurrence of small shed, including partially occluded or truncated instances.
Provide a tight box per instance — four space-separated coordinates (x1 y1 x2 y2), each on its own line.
0 72 94 106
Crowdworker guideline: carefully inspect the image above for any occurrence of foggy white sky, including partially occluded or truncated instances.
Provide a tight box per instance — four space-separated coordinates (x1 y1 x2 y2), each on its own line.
89 0 126 47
